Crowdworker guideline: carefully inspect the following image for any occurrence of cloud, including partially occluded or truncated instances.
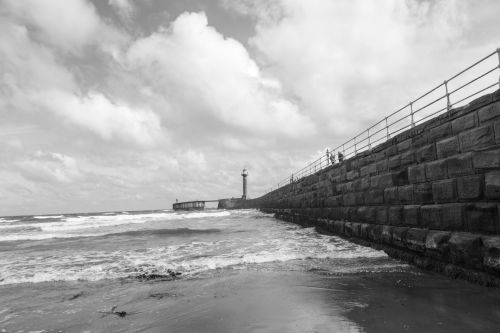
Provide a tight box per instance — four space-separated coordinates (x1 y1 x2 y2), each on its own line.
18 151 82 184
32 90 164 147
124 12 314 139
109 0 135 22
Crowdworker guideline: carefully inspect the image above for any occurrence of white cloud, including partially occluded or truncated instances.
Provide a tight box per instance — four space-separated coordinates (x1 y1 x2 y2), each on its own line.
124 12 314 138
18 151 82 184
109 0 135 21
32 90 164 147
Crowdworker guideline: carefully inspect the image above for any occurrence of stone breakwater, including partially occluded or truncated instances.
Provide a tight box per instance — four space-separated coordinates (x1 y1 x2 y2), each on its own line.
240 89 500 286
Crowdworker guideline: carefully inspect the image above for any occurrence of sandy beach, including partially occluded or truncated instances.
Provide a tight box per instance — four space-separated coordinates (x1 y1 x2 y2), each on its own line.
1 264 500 333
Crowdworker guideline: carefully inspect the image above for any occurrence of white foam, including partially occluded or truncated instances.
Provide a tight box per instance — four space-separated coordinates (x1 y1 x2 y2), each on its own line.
33 215 63 219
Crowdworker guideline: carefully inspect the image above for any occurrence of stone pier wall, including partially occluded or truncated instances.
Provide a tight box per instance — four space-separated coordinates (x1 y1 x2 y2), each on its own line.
239 90 500 286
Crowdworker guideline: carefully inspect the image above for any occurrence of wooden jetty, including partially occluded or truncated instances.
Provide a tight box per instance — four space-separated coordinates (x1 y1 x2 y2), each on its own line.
172 200 219 211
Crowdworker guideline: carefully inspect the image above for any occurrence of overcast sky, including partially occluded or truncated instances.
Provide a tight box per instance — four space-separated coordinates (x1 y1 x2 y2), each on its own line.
1 0 499 215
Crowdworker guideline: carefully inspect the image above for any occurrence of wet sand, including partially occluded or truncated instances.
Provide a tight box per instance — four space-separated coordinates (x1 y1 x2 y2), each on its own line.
1 264 500 333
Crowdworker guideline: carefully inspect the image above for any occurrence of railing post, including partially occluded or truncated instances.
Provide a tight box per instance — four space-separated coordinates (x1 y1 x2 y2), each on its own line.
410 102 414 128
342 144 345 158
497 48 500 87
354 136 357 155
444 80 451 111
385 117 390 139
367 128 371 149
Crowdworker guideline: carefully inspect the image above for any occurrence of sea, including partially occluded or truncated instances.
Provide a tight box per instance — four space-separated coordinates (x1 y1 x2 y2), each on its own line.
0 209 396 286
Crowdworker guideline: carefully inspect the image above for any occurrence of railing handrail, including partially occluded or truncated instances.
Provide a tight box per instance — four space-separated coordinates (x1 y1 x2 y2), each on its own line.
265 48 500 194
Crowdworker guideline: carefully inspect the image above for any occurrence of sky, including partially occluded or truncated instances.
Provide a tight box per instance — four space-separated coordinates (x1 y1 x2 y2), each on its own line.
1 0 499 216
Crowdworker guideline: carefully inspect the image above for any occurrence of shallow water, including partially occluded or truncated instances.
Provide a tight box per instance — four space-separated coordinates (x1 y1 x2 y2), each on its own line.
1 209 500 333
0 209 392 285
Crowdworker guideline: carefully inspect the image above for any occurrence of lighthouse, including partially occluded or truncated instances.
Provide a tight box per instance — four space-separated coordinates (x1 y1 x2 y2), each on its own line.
241 168 248 200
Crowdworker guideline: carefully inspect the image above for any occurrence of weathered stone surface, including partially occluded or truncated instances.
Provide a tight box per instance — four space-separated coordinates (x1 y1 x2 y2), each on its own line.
356 207 368 222
421 204 442 229
451 112 477 134
376 207 388 224
344 222 353 236
406 228 428 252
481 236 500 271
371 173 398 189
351 222 361 237
400 150 415 167
399 185 414 203
446 153 473 177
360 163 376 177
365 207 377 223
403 205 420 226
466 203 500 233
333 221 345 234
360 176 371 190
432 179 457 203
472 148 500 169
485 171 500 199
384 187 399 203
436 136 460 159
381 225 393 244
360 223 370 238
346 170 359 181
392 227 408 247
408 164 426 184
459 125 495 152
425 231 451 255
414 183 433 204
426 159 447 180
388 155 401 170
416 144 437 163
364 189 384 205
442 203 465 230
376 159 388 173
478 101 500 124
397 139 412 152
457 175 483 200
448 232 482 266
495 120 500 143
429 123 452 142
367 224 383 242
388 206 403 225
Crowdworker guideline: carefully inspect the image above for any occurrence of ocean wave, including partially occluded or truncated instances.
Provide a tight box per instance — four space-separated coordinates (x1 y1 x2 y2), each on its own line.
33 215 64 219
102 228 222 238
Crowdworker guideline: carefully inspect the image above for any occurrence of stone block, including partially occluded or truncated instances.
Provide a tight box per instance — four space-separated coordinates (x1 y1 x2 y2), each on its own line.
408 164 426 184
457 175 483 200
481 236 500 271
384 187 399 203
425 231 451 258
376 159 388 173
343 193 356 206
421 204 442 228
356 207 368 222
459 125 495 152
403 205 420 226
446 153 473 177
364 189 384 205
351 223 361 237
436 136 460 159
367 224 383 242
432 179 457 203
399 185 414 203
360 163 376 177
414 183 433 204
376 207 388 224
485 171 500 199
360 176 370 190
495 120 500 143
388 206 403 225
473 148 500 169
451 112 477 134
371 173 397 189
400 150 415 167
405 228 428 252
344 222 353 236
397 139 412 152
478 101 500 124
412 132 428 148
381 225 393 244
416 144 437 163
429 122 452 142
442 203 465 230
426 159 447 181
333 221 345 234
388 155 401 170
360 223 370 238
392 227 408 248
448 232 482 266
466 203 500 233
346 170 359 181
352 179 362 192
365 207 377 223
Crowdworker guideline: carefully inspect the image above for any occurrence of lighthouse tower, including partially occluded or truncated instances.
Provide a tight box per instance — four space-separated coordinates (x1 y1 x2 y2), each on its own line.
241 168 248 200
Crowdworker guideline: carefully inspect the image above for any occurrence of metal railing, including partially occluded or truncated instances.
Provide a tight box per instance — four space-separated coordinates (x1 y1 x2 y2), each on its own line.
265 48 500 194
